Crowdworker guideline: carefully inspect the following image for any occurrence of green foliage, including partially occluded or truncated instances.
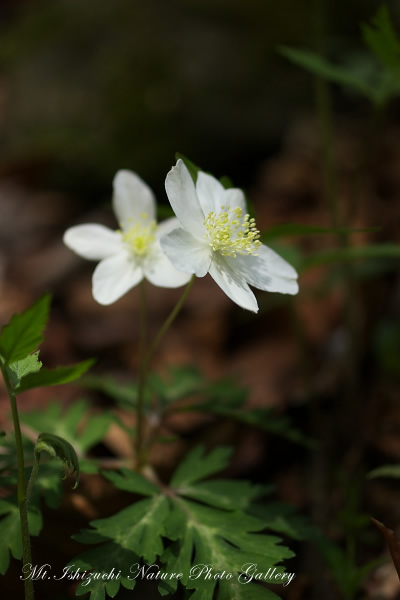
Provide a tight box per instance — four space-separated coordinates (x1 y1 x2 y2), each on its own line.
368 464 400 479
361 5 400 70
280 5 400 108
0 496 42 575
35 432 80 488
300 243 400 271
16 358 95 393
0 294 50 365
70 446 294 600
20 399 113 472
7 351 42 388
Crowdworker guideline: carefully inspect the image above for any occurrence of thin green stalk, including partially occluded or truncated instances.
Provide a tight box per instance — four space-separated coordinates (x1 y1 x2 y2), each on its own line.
26 452 41 507
1 363 34 600
135 275 195 468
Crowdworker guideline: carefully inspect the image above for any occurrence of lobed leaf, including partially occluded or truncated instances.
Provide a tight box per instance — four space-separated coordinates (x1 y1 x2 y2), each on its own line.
170 446 233 487
0 496 42 575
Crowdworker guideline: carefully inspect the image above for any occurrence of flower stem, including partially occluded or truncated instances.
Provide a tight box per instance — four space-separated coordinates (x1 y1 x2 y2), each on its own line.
0 363 34 600
135 275 195 468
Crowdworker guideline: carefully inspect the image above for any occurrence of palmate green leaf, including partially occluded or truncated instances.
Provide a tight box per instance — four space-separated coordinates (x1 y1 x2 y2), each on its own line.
20 398 112 460
17 358 95 393
177 479 270 511
0 294 50 364
0 496 42 575
103 468 159 496
361 5 400 70
171 446 233 487
71 496 170 599
7 351 42 388
71 542 138 599
35 432 80 488
161 500 292 599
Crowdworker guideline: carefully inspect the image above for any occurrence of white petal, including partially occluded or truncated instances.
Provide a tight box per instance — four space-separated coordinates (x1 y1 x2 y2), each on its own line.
196 171 225 215
112 170 156 227
63 224 123 260
160 228 212 277
92 251 143 305
209 255 259 312
155 216 182 239
223 187 247 212
144 244 192 288
165 160 206 238
228 245 299 296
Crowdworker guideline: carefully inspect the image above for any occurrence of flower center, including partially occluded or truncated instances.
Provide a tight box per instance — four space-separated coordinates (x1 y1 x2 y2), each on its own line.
120 214 157 257
204 206 261 257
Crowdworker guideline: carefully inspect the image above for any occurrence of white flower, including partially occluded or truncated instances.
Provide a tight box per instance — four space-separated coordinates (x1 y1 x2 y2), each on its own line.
63 170 192 305
160 159 299 312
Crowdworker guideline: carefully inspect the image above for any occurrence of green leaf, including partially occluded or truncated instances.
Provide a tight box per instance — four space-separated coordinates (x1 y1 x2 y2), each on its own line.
20 399 112 458
279 46 374 99
17 358 95 393
361 5 400 69
103 469 159 497
368 464 400 479
70 447 295 600
176 479 268 511
250 503 318 541
301 243 400 271
7 351 42 389
70 542 138 598
35 432 80 488
170 446 233 487
0 496 42 575
162 500 292 599
0 294 50 364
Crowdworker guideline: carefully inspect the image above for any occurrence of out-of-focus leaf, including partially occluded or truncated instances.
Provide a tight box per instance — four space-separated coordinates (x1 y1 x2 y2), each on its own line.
361 5 400 69
368 464 400 479
301 243 400 271
262 223 378 240
279 46 374 98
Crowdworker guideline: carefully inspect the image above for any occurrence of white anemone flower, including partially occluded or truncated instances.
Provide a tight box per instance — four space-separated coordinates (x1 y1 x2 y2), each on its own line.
63 170 192 305
160 159 299 312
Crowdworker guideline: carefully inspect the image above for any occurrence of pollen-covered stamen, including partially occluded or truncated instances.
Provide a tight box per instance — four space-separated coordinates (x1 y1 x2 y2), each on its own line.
120 213 157 257
204 206 261 257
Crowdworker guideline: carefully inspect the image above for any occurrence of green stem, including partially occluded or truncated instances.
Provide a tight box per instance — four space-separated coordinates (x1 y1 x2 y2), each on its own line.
1 363 34 600
26 452 41 507
135 275 195 468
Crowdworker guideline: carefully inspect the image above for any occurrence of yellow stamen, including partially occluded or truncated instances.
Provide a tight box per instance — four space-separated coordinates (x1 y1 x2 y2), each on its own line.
120 214 157 257
204 206 261 257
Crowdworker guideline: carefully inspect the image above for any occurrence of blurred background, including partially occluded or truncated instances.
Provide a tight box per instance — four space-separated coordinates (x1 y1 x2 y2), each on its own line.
1 0 400 599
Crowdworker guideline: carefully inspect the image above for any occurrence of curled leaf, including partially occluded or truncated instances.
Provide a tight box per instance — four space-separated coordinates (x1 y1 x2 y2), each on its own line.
35 432 80 489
